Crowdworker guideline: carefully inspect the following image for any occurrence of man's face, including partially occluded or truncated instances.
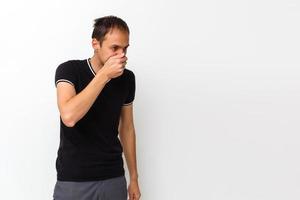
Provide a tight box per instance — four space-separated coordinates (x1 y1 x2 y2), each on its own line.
94 28 129 66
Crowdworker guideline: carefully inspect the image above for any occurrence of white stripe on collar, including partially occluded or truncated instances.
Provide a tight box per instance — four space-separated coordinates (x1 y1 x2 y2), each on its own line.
87 58 96 76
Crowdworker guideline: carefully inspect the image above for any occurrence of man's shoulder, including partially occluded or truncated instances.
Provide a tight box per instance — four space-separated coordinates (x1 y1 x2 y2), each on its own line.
56 59 83 73
123 68 135 77
58 59 82 68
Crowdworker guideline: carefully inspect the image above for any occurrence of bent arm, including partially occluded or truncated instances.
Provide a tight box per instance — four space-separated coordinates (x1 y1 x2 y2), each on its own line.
56 71 109 127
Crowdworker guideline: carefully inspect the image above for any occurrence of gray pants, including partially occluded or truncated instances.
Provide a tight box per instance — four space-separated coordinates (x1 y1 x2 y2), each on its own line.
53 175 127 200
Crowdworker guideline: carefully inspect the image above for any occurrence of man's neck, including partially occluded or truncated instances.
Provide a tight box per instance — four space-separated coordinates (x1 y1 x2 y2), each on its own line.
90 54 103 74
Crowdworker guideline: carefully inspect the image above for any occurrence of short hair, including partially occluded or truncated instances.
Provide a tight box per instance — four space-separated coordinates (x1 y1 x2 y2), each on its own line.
92 15 130 46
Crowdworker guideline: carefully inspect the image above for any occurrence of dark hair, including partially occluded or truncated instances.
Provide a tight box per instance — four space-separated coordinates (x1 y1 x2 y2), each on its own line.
92 15 130 46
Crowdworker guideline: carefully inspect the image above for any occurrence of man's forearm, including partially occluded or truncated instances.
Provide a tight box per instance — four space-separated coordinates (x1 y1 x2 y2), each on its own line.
120 128 139 180
61 71 110 127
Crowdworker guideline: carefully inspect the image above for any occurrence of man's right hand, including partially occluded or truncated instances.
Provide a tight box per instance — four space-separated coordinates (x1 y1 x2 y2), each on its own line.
101 53 127 80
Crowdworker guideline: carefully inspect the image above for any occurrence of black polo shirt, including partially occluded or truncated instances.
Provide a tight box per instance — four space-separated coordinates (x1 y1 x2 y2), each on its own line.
54 58 135 181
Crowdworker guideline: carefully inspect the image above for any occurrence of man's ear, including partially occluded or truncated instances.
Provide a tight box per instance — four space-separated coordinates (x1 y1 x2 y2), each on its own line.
91 38 100 51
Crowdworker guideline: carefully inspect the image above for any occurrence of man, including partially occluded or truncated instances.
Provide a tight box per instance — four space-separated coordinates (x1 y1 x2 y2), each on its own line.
53 15 141 200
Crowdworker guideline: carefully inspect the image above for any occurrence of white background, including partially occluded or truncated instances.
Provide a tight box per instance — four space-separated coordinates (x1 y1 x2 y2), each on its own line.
0 0 299 199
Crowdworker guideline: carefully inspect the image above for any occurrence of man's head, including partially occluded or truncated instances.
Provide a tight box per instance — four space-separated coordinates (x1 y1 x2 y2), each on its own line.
91 15 130 66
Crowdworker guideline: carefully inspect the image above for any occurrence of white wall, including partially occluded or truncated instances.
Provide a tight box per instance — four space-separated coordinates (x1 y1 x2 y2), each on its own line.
0 0 299 199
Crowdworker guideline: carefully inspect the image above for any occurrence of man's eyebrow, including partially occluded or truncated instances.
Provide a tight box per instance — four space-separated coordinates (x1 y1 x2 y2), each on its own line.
111 44 130 48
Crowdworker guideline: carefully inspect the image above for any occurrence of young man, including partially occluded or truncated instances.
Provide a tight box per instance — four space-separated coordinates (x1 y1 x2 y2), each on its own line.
53 16 141 200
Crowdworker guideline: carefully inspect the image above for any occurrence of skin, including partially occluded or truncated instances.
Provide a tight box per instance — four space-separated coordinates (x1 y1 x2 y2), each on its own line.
56 27 141 200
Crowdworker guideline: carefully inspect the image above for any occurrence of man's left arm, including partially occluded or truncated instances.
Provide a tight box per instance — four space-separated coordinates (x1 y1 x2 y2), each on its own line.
119 103 141 200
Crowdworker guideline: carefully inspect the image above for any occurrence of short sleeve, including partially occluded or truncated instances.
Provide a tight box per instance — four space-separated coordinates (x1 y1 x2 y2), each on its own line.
55 61 78 88
123 71 136 106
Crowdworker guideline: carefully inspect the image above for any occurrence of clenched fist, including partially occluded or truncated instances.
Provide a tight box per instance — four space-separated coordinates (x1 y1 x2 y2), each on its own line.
101 53 127 80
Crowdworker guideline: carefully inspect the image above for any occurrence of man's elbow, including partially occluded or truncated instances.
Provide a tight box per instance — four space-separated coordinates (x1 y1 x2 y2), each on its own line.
61 112 76 127
119 126 135 136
